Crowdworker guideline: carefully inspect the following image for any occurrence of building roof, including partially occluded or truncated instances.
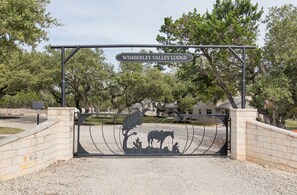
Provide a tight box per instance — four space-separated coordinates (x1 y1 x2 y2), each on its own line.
216 96 253 109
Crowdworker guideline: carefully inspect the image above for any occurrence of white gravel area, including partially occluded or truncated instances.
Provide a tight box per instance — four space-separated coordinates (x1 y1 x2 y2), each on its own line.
1 157 297 195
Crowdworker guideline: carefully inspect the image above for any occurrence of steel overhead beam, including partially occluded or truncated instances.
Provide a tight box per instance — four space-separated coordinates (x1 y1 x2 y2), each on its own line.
228 47 244 64
50 44 256 108
64 47 80 64
50 44 256 49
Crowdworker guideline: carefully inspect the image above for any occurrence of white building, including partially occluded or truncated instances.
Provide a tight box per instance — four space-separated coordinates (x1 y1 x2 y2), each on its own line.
193 96 253 116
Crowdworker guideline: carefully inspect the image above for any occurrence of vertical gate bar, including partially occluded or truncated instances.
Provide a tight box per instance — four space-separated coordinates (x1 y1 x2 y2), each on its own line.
118 115 123 152
77 113 81 155
61 47 66 107
73 113 76 156
229 118 232 152
225 115 228 155
241 47 246 109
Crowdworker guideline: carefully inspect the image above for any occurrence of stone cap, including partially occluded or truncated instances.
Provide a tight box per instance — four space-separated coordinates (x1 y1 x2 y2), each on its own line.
0 121 57 146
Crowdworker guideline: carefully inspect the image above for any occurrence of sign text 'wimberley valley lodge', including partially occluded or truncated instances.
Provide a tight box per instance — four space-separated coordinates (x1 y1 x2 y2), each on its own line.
116 53 194 63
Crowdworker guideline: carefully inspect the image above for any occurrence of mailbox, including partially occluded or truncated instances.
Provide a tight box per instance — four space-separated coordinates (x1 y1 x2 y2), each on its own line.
32 101 44 110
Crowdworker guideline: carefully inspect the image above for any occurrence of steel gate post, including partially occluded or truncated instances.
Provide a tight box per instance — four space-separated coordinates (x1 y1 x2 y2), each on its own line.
229 118 232 152
73 113 76 156
225 116 229 155
60 47 81 107
241 47 246 109
61 47 66 107
76 113 81 155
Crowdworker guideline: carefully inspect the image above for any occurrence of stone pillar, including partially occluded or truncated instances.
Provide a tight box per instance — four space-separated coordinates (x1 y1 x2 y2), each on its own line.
230 109 257 161
48 107 75 160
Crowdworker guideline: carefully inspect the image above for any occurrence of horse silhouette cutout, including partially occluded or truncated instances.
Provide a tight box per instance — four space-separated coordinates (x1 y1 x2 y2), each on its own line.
147 130 174 149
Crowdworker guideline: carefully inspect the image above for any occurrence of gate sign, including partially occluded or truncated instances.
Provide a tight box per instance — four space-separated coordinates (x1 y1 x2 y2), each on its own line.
116 53 193 63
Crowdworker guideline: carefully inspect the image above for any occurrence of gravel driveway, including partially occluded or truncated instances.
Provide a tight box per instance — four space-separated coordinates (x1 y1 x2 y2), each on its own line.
0 116 47 131
1 116 297 194
1 156 297 195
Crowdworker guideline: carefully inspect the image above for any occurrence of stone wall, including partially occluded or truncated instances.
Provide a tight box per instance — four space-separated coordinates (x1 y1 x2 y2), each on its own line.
230 109 297 174
0 107 75 181
246 121 297 173
0 108 47 116
230 109 258 161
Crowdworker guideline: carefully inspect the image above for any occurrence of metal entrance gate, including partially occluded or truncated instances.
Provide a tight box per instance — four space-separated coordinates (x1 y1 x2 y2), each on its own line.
74 111 229 157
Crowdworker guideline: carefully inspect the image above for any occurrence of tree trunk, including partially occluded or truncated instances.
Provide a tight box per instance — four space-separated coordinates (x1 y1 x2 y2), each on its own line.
0 86 7 99
215 72 238 108
272 97 276 126
202 51 238 109
280 117 286 128
258 64 267 75
140 102 145 116
47 87 61 104
112 107 125 124
74 95 80 112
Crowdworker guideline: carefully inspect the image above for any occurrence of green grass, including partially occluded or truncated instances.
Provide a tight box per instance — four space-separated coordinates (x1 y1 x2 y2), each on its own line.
142 116 175 123
286 120 297 131
142 116 214 126
83 116 125 125
83 116 181 125
0 127 23 134
82 115 214 126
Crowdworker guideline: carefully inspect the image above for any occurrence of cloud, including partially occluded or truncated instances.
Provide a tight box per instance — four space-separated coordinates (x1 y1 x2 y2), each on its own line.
42 0 297 63
46 0 297 46
46 0 217 46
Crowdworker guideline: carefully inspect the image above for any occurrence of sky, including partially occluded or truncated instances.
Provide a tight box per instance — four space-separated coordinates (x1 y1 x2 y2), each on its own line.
44 0 297 65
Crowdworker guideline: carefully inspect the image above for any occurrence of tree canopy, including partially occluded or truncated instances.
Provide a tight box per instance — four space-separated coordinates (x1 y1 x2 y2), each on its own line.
0 0 59 55
156 0 263 108
107 62 176 114
0 0 59 105
0 0 296 129
249 4 297 127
